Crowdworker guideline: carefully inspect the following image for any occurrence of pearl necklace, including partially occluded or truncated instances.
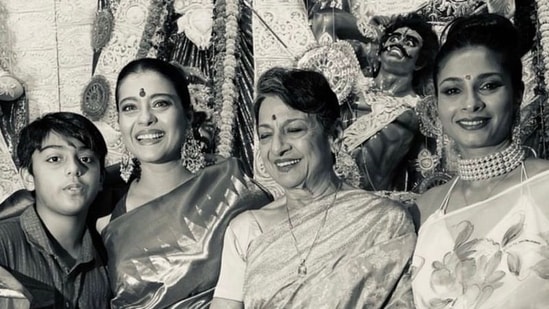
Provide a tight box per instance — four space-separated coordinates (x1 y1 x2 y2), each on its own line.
458 142 525 181
286 183 340 276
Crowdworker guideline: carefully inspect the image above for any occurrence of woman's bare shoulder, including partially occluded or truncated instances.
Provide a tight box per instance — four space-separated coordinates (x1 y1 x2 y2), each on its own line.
416 179 456 226
524 158 549 175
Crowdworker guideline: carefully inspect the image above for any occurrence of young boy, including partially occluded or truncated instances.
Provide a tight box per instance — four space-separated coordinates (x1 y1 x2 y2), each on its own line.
0 112 111 308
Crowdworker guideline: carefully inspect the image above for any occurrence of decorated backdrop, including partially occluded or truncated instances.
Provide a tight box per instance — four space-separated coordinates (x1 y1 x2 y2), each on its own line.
0 0 547 202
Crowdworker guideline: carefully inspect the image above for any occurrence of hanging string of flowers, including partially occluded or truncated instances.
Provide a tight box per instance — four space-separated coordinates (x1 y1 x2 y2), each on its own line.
537 0 549 94
212 0 240 158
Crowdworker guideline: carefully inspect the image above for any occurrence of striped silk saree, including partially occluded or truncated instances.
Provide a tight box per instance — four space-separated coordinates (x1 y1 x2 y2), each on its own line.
243 189 416 308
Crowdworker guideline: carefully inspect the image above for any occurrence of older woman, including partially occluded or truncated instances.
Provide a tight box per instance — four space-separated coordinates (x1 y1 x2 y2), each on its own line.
96 58 271 308
211 67 416 308
412 14 549 308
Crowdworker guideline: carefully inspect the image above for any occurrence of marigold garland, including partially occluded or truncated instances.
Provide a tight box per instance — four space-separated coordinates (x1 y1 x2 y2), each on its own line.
212 0 240 158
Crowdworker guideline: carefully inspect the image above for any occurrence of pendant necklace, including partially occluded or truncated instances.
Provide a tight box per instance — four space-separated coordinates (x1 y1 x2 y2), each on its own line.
285 182 341 276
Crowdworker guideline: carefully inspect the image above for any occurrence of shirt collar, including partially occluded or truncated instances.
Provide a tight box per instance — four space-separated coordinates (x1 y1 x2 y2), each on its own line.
21 206 96 266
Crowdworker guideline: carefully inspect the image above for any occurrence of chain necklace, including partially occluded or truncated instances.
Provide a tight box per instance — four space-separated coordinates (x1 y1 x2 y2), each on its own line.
285 182 341 276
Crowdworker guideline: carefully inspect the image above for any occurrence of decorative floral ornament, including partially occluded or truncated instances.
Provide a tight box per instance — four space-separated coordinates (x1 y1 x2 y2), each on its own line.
415 148 439 176
188 83 215 119
415 95 442 139
81 75 110 121
174 0 214 50
297 41 361 104
0 70 24 101
91 3 114 52
188 83 217 148
356 15 382 43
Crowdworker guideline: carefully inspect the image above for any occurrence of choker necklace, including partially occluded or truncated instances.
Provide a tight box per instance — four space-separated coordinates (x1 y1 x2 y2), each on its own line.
286 182 341 276
458 142 525 181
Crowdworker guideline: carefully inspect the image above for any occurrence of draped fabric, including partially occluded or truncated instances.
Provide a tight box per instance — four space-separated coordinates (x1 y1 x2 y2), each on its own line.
412 169 549 309
0 266 30 309
102 158 271 309
243 189 416 308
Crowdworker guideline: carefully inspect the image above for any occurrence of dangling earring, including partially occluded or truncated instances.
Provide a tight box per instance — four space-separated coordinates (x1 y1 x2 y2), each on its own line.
512 110 522 145
120 151 135 183
181 130 205 173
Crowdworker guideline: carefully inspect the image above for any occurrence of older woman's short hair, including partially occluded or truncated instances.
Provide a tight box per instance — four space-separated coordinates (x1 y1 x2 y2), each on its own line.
253 67 341 136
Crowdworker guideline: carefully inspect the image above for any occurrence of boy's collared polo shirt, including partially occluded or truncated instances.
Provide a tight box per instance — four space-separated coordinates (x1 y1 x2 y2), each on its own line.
0 206 111 308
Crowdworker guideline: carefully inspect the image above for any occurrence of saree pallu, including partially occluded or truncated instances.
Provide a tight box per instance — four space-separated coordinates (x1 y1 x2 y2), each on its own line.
412 169 549 309
243 189 416 308
102 158 272 309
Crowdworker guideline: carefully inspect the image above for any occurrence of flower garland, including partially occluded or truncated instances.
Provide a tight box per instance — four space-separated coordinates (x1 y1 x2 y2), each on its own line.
212 0 240 158
537 0 549 95
0 3 16 73
136 0 167 58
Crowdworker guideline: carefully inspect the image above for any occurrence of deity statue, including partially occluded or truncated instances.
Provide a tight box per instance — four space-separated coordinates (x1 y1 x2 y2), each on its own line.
297 7 440 192
344 14 440 192
296 0 540 194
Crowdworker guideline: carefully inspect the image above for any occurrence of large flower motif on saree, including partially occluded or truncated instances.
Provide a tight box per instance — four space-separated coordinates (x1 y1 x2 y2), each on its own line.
426 217 549 309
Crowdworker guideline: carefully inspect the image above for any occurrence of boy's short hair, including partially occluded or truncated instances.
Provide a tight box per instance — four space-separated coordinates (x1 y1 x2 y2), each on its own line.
17 112 108 174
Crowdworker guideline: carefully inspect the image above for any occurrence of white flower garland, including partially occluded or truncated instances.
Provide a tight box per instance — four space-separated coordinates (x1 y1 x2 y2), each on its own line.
538 0 549 94
215 0 239 158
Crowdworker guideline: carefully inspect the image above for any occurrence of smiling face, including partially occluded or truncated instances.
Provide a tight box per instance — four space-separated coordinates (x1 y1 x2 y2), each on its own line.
436 46 516 158
380 26 423 73
117 71 189 164
257 96 337 191
22 132 103 218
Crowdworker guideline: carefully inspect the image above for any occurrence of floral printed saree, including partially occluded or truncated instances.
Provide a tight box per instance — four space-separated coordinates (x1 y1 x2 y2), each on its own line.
412 169 549 308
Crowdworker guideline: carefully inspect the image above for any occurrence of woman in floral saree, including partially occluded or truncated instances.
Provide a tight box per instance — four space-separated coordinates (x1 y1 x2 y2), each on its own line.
412 14 549 308
211 67 416 308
